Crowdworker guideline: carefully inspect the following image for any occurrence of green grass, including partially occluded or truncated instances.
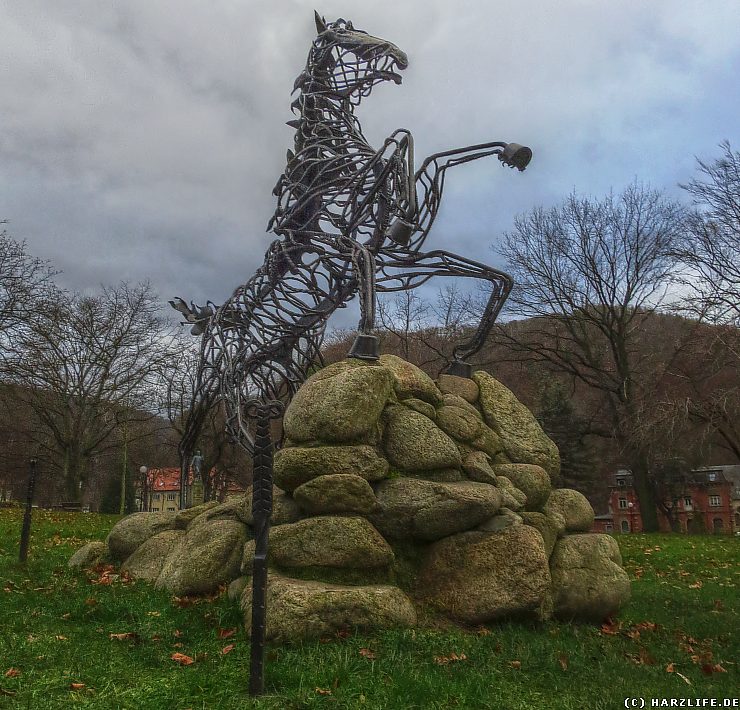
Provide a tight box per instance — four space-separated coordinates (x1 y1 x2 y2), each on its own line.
0 508 737 709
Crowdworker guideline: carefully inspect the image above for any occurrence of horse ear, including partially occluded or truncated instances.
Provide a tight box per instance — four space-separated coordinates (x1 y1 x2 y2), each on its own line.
314 10 327 34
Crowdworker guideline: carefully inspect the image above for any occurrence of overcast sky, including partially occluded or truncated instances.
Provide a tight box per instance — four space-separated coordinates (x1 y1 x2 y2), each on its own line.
2 1 739 329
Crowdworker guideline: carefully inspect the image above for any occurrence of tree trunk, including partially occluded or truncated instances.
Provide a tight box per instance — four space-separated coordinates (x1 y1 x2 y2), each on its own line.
630 460 660 532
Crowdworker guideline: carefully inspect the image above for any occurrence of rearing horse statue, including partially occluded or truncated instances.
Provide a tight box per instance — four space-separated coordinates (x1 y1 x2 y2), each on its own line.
171 13 532 467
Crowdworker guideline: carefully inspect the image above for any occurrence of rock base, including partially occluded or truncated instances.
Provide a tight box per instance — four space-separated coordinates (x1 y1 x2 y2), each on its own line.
71 356 630 638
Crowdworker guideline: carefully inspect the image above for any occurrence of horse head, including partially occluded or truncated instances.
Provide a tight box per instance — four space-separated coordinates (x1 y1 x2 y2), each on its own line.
296 13 408 104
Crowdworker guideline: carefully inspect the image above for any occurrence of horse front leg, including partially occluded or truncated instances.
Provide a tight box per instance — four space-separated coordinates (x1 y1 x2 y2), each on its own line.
376 249 513 377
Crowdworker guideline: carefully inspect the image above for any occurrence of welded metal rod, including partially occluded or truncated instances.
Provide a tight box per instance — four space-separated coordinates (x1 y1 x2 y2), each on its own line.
247 400 284 697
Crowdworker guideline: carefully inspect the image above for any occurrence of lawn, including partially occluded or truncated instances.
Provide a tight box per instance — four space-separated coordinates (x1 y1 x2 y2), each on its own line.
0 507 737 709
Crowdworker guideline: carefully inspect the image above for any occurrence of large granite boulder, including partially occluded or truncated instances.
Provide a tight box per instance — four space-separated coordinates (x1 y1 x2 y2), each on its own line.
237 486 302 527
240 575 417 642
493 463 551 511
473 371 560 477
156 519 247 596
550 534 631 621
437 373 480 403
283 362 393 443
273 445 388 492
435 405 484 443
68 541 108 569
242 516 393 571
463 451 498 485
543 489 595 532
383 407 461 471
378 354 443 405
121 529 184 583
293 474 379 515
418 525 551 623
520 511 563 557
106 512 177 562
174 501 220 529
370 478 502 541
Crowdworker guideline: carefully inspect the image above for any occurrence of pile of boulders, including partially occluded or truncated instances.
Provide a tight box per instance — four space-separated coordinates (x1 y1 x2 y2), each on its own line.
70 355 630 641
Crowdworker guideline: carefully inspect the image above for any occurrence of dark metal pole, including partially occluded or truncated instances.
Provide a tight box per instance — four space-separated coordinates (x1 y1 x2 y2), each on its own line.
19 458 38 563
247 400 284 697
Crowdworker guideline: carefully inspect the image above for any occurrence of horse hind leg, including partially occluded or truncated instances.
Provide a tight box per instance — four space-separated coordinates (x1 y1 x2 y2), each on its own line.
376 248 513 377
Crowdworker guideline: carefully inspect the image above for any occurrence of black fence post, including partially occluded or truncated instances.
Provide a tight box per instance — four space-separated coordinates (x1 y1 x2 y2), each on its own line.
247 400 284 697
19 457 38 563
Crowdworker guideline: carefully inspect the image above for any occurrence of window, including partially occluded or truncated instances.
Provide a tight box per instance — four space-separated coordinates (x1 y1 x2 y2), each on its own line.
167 507 176 512
713 518 724 533
151 507 159 512
605 523 613 532
621 520 630 533
618 498 628 509
684 497 692 509
617 479 625 487
154 493 161 501
709 495 721 507
708 472 718 482
167 493 176 501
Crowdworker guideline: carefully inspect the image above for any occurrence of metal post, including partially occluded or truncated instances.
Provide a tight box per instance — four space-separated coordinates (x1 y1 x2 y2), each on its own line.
247 400 284 697
19 458 38 563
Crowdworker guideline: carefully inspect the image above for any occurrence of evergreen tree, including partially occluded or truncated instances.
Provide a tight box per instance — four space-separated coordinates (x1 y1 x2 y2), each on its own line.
535 376 597 497
100 470 136 514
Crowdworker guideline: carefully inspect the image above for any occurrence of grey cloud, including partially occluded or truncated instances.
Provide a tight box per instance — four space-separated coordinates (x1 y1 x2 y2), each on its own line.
1 0 739 323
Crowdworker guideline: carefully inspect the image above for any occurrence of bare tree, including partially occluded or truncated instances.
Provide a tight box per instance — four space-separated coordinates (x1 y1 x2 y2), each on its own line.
158 332 251 501
677 141 740 326
669 143 740 460
377 290 431 361
2 282 176 501
0 227 57 354
497 183 687 530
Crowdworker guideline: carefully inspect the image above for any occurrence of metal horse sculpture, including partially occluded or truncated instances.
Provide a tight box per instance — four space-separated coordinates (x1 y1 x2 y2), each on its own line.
172 12 532 466
171 14 531 694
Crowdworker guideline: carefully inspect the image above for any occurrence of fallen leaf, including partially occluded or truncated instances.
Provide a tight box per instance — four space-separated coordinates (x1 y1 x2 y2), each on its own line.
315 688 332 695
434 653 468 665
61 613 71 620
221 644 235 655
335 628 351 639
171 652 195 666
712 663 727 673
151 634 162 641
600 618 621 635
55 635 68 641
359 648 376 660
509 660 522 670
475 627 491 636
147 611 161 617
626 630 641 640
109 632 139 641
173 596 197 608
4 669 21 678
701 664 715 676
69 683 85 690
84 598 97 607
217 628 236 639
173 630 183 638
676 671 692 686
634 621 659 632
666 663 675 672
558 653 569 671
